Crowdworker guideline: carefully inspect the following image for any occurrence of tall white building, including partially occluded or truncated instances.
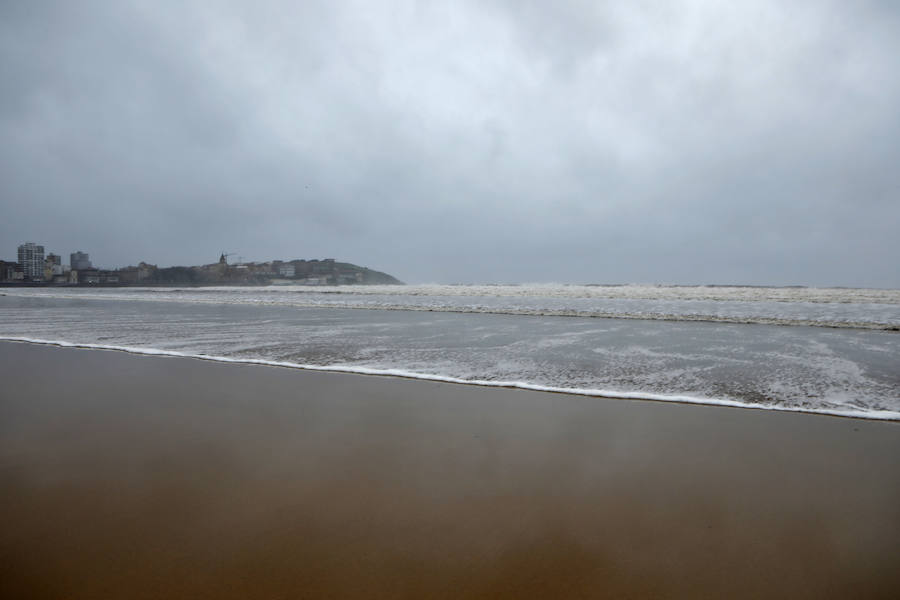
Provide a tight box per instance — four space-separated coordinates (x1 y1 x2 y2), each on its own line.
17 242 45 281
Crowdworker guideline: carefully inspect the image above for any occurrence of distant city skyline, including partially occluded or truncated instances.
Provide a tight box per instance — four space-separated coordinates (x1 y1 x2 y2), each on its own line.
2 239 400 285
5 240 339 272
5 234 900 289
2 2 899 287
8 242 96 269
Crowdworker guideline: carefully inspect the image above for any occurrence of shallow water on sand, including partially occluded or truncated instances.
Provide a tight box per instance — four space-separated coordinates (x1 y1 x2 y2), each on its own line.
2 288 898 419
2 342 899 599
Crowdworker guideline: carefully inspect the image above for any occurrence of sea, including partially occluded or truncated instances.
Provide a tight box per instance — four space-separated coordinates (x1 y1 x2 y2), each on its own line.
2 284 899 420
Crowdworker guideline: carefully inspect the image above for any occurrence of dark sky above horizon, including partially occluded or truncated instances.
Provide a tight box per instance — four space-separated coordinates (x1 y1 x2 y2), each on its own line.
2 1 899 286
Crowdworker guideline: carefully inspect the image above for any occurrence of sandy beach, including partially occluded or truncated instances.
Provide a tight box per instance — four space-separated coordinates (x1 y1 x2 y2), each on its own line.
1 340 898 598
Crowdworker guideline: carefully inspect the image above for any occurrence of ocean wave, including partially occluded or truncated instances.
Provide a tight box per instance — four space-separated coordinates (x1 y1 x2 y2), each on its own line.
7 283 900 303
3 289 898 330
82 283 900 304
3 336 899 422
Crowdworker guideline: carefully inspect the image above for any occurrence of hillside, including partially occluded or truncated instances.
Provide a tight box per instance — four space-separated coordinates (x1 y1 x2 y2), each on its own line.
132 257 403 286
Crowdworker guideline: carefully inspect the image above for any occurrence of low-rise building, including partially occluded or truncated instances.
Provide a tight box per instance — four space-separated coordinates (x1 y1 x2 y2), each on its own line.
44 253 64 280
0 260 20 282
78 269 100 284
116 262 155 284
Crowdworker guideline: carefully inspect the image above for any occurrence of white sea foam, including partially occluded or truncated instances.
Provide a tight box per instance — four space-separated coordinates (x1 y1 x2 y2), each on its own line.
4 285 900 330
4 336 898 422
8 283 900 303
4 287 897 419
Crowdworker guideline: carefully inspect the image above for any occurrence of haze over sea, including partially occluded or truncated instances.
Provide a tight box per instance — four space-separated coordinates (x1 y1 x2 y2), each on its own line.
3 284 898 420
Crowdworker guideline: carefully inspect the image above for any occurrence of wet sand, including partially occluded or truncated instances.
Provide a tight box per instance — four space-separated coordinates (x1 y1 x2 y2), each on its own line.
1 340 898 598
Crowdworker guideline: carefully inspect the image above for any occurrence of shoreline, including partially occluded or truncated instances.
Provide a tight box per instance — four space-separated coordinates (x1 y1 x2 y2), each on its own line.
4 337 898 422
2 341 899 598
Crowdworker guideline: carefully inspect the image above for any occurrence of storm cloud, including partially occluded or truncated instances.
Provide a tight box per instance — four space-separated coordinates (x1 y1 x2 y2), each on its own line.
2 0 899 285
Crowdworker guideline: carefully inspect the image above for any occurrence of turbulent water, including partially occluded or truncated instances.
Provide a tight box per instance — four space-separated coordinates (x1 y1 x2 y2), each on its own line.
2 284 899 420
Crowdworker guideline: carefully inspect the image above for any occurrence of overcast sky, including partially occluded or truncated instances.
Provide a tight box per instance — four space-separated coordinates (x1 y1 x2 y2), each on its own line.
2 1 899 286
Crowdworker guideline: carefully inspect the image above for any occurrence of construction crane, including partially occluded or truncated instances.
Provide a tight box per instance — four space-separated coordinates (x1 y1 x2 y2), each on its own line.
219 252 235 265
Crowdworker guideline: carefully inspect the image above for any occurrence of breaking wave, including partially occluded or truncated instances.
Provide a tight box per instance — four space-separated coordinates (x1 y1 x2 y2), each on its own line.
4 336 898 422
4 285 899 331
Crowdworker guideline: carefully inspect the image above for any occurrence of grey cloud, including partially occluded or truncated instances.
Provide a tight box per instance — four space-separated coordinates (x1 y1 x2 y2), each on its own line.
1 0 898 286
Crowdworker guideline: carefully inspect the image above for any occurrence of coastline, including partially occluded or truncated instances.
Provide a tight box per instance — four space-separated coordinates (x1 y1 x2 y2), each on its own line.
3 337 898 421
1 340 898 598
